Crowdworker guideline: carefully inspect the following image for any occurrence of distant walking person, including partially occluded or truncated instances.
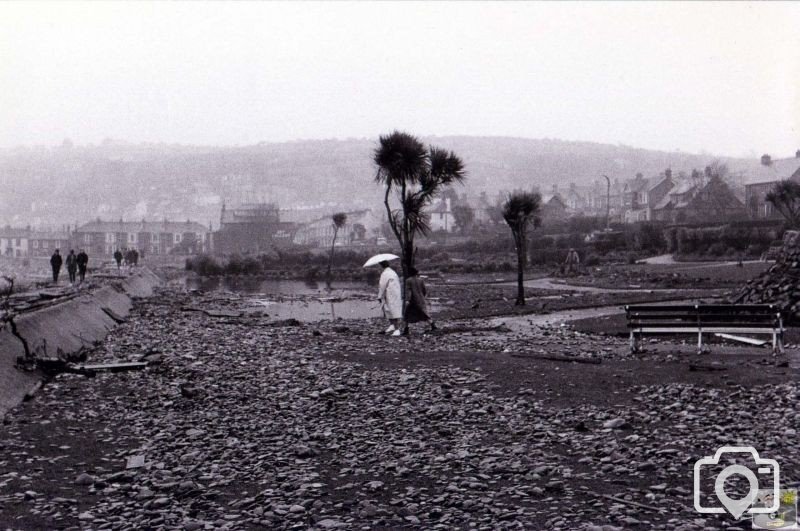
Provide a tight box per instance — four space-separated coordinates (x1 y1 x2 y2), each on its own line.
65 249 78 284
50 249 63 284
403 267 436 335
76 249 89 283
377 261 403 336
131 248 139 267
564 248 580 276
113 249 123 272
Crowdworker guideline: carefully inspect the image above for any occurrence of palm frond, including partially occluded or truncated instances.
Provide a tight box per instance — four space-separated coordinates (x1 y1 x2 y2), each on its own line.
373 131 427 186
502 191 542 230
429 147 466 185
406 208 431 236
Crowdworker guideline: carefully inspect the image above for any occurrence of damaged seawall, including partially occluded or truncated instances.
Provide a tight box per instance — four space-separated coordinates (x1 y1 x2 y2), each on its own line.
0 269 162 416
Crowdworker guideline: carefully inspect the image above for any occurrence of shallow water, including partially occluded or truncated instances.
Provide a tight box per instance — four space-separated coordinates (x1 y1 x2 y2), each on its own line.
185 276 372 296
184 276 433 322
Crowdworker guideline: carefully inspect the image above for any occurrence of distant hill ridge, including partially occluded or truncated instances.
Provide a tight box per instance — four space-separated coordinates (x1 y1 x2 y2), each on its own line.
0 136 780 227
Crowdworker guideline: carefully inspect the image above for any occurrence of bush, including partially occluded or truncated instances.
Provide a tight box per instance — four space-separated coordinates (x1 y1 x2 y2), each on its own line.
584 254 600 266
187 254 224 276
707 242 727 257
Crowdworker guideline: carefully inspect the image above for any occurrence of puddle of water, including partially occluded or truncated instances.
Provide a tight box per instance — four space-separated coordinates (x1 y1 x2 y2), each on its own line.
185 276 371 296
185 276 443 322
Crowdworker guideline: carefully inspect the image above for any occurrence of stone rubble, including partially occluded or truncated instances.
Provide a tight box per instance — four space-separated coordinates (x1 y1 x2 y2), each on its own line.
0 287 796 530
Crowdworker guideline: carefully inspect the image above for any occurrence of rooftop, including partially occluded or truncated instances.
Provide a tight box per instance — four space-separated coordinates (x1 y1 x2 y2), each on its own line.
77 220 208 233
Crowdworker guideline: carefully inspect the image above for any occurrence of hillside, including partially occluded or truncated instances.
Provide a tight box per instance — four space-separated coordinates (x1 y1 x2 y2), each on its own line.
0 137 756 228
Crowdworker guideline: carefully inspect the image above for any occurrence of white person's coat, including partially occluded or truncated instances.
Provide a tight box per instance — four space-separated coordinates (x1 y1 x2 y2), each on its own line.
378 266 403 319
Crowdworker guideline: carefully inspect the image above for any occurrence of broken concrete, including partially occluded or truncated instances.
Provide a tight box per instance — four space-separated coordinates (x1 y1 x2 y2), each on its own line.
0 269 162 415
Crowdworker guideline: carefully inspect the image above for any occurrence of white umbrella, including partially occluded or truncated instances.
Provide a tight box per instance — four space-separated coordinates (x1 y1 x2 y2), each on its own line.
363 253 400 268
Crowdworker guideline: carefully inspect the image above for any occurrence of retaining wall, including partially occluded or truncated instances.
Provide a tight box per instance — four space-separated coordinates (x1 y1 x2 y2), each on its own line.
0 269 162 415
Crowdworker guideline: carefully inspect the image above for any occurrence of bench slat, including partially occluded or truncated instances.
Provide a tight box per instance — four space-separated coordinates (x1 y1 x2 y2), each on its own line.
630 327 778 334
625 303 783 354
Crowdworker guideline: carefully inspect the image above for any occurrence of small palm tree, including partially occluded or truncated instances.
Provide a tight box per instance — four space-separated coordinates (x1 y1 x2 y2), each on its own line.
327 212 348 278
766 180 800 228
503 191 542 305
374 131 465 275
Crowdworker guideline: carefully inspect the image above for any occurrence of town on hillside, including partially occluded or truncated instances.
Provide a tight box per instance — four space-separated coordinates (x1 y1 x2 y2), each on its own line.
2 149 799 263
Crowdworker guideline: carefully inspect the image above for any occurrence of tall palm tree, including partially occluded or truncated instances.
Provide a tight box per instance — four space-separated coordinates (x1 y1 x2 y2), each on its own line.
502 191 542 305
327 212 348 278
766 180 800 229
374 131 465 275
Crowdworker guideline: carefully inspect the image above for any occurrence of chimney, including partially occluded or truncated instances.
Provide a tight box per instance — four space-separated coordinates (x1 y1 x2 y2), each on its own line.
761 154 772 166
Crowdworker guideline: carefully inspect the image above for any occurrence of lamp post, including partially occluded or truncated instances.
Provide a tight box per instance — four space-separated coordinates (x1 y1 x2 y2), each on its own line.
602 174 611 230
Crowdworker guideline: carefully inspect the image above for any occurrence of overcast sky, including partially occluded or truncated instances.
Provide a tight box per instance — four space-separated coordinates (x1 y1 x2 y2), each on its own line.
1 2 798 157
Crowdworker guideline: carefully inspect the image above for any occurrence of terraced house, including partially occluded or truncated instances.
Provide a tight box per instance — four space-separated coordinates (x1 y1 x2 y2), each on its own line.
744 152 800 219
74 219 210 256
0 227 71 258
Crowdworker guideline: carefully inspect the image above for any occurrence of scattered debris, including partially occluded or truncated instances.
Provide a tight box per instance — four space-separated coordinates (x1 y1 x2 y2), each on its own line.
126 455 145 469
714 333 769 346
510 353 601 364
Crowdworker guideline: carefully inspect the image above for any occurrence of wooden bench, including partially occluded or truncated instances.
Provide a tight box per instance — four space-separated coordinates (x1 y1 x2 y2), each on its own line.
625 304 784 354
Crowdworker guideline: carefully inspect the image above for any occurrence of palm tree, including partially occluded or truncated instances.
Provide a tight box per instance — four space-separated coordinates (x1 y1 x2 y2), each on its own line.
374 131 465 275
766 180 800 229
327 212 348 278
502 191 542 305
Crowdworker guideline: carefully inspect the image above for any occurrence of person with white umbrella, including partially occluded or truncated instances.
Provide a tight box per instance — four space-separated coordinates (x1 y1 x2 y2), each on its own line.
364 253 403 336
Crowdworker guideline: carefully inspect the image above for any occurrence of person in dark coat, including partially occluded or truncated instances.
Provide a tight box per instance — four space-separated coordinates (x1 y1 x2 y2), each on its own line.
403 267 436 335
65 250 78 284
50 249 63 283
113 249 123 271
76 249 89 283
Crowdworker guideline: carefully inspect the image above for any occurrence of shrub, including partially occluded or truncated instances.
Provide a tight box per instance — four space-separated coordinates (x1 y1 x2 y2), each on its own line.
584 254 600 266
187 254 224 276
707 242 727 257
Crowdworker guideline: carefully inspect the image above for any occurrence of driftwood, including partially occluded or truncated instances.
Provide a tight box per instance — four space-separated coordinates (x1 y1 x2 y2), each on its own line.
510 353 601 365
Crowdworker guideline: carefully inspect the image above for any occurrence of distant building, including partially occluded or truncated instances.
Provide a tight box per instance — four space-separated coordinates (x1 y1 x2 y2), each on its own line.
653 176 746 224
28 230 72 257
585 178 624 221
75 219 210 256
541 194 568 222
0 227 71 258
427 197 454 232
744 153 800 219
214 203 297 254
0 228 30 258
622 172 674 223
293 209 383 248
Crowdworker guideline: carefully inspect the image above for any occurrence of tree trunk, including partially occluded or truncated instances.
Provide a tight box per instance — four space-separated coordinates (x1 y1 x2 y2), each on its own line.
326 227 338 279
400 182 410 317
515 231 525 305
